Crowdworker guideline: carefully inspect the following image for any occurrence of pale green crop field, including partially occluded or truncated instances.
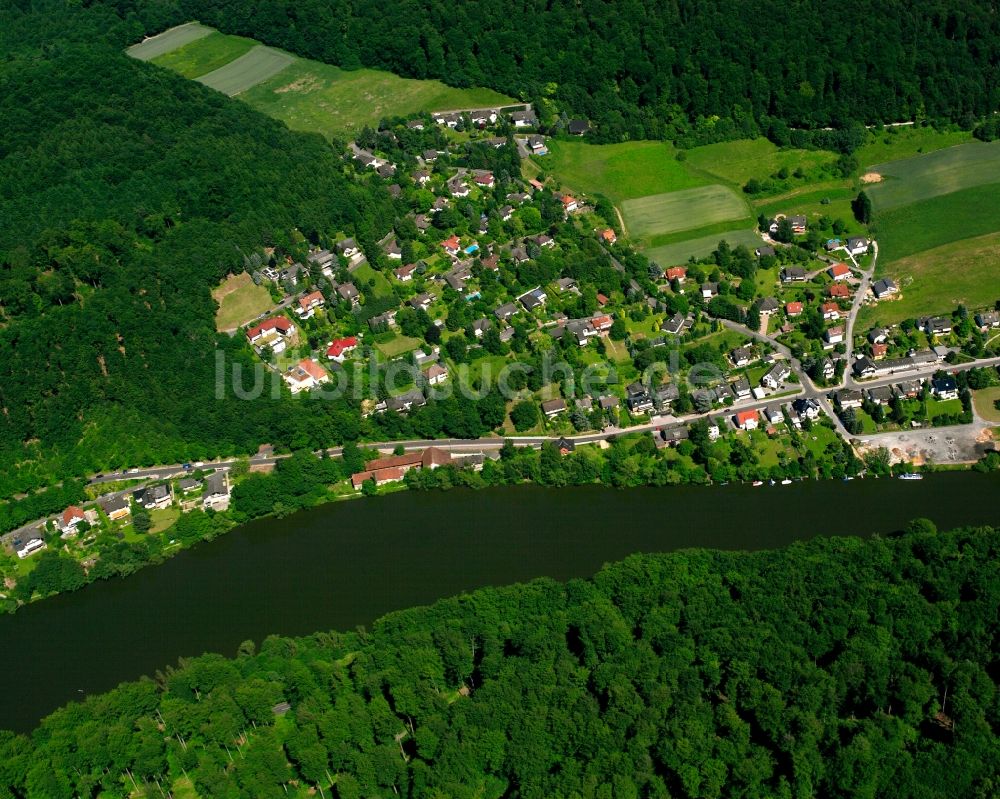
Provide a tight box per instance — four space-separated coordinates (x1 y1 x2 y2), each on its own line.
127 22 212 61
197 46 296 96
622 185 750 243
866 140 1000 211
151 31 257 78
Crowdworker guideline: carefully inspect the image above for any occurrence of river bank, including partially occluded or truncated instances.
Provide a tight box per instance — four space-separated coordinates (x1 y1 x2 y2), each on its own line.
4 426 997 616
3 472 1000 732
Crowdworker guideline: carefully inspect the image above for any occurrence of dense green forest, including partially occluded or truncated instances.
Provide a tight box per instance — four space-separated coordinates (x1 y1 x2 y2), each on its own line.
126 0 998 143
2 524 997 796
0 2 400 499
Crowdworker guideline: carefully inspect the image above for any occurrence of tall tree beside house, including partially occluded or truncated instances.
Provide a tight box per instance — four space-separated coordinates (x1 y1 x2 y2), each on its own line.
853 190 874 225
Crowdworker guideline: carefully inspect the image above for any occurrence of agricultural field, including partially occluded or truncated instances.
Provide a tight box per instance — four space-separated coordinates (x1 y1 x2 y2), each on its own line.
213 273 275 332
242 62 512 139
126 22 212 61
129 24 514 135
539 140 709 203
197 46 296 96
150 31 257 78
865 140 1000 211
856 126 975 174
646 228 762 267
622 185 750 244
872 182 1000 262
857 231 1000 328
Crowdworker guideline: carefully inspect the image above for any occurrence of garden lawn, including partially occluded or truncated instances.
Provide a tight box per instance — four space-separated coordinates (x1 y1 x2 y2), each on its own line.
150 506 180 534
801 423 841 459
352 261 394 298
213 272 275 332
375 334 422 358
927 398 964 421
972 387 1000 423
645 228 762 266
857 231 1000 328
866 140 1000 211
151 31 257 78
540 140 709 204
622 185 750 244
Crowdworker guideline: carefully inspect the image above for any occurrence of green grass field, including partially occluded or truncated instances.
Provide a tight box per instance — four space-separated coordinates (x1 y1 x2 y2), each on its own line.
539 140 709 203
685 138 838 186
126 22 212 61
242 60 512 138
646 229 763 266
213 272 275 332
151 31 257 78
856 126 974 170
753 185 865 236
130 24 514 135
352 261 394 299
375 334 422 358
972 387 1000 423
197 46 295 96
872 182 1000 262
857 231 1000 328
622 185 749 243
866 140 1000 211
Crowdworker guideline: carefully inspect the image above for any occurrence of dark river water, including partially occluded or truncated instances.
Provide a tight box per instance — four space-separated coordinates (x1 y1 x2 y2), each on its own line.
3 472 999 732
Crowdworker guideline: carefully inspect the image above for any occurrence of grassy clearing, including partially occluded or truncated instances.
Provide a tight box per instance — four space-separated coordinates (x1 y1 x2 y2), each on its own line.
540 140 709 203
857 231 1000 327
126 22 212 60
352 262 394 299
972 387 1000 423
241 60 513 138
213 272 274 331
151 31 257 78
622 185 749 243
873 182 1000 263
197 46 295 96
856 126 974 169
646 228 762 266
375 334 422 358
866 140 1000 211
150 506 180 534
685 138 838 186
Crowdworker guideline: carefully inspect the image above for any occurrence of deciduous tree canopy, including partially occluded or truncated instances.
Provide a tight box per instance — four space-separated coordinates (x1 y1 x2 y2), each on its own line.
4 525 998 796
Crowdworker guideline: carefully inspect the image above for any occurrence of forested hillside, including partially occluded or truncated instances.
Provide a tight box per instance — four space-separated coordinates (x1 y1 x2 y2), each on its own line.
2 525 998 796
129 0 998 142
0 4 399 498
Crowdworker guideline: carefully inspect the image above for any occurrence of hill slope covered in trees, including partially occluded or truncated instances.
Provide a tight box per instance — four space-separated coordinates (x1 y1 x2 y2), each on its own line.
2 525 998 797
0 4 400 498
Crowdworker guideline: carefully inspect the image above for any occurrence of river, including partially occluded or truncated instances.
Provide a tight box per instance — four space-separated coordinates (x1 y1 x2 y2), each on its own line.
3 472 999 732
